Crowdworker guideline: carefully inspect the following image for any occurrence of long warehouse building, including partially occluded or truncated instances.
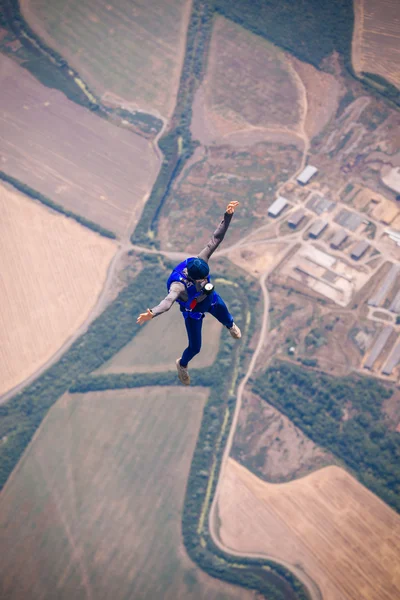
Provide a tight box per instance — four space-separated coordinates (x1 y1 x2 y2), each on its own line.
330 229 348 249
351 240 369 260
390 289 400 313
268 196 288 217
364 326 393 370
308 219 328 239
382 338 400 375
368 264 400 307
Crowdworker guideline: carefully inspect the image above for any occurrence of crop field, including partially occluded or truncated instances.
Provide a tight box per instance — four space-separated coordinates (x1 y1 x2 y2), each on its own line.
352 0 400 89
97 303 222 374
0 54 160 239
195 17 302 142
0 387 252 600
218 459 400 600
0 183 116 396
158 142 302 252
20 0 191 120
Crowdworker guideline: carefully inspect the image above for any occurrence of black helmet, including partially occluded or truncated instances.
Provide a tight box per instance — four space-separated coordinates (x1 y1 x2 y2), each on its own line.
187 257 209 280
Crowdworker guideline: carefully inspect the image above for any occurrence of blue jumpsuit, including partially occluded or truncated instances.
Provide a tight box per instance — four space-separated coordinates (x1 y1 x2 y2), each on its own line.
166 258 234 367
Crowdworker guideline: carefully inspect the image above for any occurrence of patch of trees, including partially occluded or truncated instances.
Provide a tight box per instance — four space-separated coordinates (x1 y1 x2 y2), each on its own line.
252 361 400 512
212 0 354 70
0 171 117 239
131 1 214 248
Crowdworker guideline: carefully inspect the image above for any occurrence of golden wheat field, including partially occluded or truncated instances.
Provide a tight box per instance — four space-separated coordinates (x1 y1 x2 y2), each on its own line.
0 387 252 600
21 0 191 119
352 0 400 88
218 459 400 600
0 183 116 396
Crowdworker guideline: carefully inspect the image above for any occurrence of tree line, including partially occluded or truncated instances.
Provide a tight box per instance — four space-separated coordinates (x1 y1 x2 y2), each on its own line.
0 171 117 239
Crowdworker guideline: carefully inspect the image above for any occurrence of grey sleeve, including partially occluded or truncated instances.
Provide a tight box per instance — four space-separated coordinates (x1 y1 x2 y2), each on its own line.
197 211 233 262
150 281 185 317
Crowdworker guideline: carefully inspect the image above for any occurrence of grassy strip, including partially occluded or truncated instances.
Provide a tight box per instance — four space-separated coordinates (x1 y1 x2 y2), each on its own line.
0 171 117 239
252 360 400 513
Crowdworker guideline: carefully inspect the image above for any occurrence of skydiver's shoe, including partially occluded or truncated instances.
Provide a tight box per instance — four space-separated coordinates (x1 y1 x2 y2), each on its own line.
228 322 241 339
176 358 190 385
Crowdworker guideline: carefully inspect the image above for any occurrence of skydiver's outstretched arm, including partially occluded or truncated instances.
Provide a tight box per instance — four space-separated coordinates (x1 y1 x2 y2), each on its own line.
197 201 239 263
136 281 184 324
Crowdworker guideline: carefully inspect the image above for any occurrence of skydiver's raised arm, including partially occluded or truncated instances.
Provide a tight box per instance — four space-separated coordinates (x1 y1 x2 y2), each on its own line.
197 201 239 263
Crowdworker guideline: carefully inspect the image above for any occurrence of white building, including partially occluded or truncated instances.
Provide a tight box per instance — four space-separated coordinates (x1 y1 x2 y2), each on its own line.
297 165 318 185
268 196 288 217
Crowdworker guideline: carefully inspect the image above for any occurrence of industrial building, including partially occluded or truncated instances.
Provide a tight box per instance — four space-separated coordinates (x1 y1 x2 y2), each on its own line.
306 194 335 215
351 240 370 260
368 264 400 307
382 338 400 375
288 208 305 228
334 209 363 231
364 326 393 370
390 290 400 313
330 229 348 250
308 219 328 239
297 165 318 185
268 196 288 218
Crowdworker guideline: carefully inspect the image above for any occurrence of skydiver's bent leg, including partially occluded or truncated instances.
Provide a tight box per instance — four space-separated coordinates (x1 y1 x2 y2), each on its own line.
180 315 203 367
207 293 234 329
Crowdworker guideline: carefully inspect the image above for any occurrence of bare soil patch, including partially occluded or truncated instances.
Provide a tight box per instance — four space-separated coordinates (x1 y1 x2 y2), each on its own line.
0 54 160 239
0 183 116 396
289 56 341 140
219 459 400 600
232 390 334 482
0 387 252 600
228 243 288 278
352 0 400 89
21 0 191 120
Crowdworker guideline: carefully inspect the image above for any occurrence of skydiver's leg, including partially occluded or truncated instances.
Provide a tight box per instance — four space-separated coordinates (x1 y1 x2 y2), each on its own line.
180 315 204 367
207 293 234 328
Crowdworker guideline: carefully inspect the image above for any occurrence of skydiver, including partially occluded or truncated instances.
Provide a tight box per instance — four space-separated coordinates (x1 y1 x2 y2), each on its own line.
136 201 242 385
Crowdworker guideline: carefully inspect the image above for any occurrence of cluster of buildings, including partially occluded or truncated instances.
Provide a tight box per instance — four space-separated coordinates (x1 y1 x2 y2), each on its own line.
267 165 372 260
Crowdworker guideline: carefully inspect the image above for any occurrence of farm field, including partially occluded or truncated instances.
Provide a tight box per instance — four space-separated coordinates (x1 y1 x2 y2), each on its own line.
0 387 253 600
20 0 191 120
192 17 303 144
218 459 400 600
0 54 160 239
0 183 116 396
352 0 400 89
97 303 222 374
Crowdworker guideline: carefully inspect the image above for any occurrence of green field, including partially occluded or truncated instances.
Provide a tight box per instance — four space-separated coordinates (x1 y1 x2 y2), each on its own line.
97 304 222 374
0 387 252 600
21 0 191 119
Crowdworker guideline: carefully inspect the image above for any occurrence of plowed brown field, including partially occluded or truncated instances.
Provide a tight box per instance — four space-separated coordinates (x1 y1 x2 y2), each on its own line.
0 183 116 396
0 388 252 600
218 459 400 600
193 17 302 142
0 54 160 239
353 0 400 88
21 0 191 119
